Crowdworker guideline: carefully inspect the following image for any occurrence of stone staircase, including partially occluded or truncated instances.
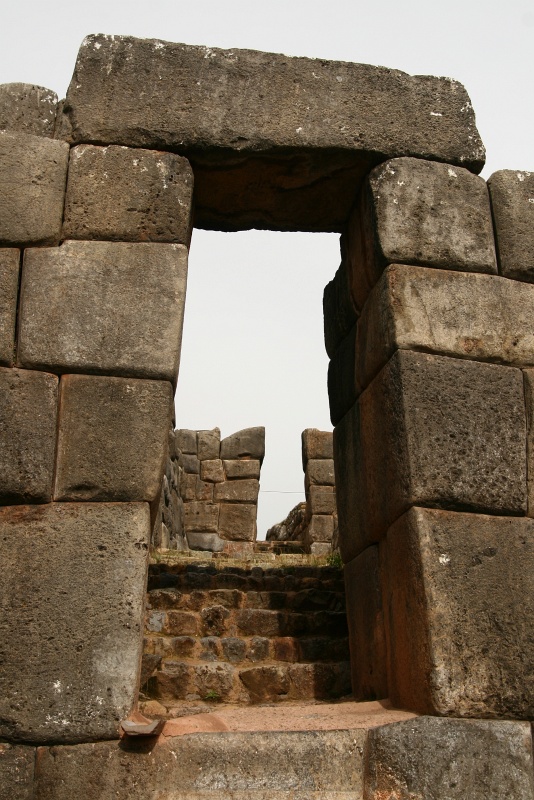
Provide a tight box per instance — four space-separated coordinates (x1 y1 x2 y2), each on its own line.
140 551 351 716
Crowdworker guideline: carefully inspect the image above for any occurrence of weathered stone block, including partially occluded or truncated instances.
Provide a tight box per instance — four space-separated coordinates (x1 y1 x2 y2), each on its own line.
218 503 257 541
200 458 225 482
308 485 336 515
305 459 335 487
214 479 259 503
347 157 497 311
304 515 334 544
196 428 221 460
384 507 534 717
240 665 290 701
301 428 333 466
183 501 219 532
0 743 35 800
180 472 196 501
335 351 526 559
63 35 483 232
63 144 193 243
223 459 261 479
522 370 534 518
357 264 534 393
54 375 172 502
220 427 265 462
365 717 534 800
0 132 68 246
488 169 534 282
0 83 57 138
175 428 197 454
327 327 356 425
186 530 224 552
344 546 387 702
0 367 58 504
194 478 213 501
18 241 188 382
323 260 358 358
180 453 200 474
0 502 150 743
0 249 20 366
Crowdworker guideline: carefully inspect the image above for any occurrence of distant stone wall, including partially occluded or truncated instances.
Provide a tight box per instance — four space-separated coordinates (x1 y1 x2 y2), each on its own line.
153 426 265 555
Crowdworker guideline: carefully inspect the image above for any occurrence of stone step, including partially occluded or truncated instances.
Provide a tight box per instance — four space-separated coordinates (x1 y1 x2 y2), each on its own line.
34 729 365 799
148 586 346 612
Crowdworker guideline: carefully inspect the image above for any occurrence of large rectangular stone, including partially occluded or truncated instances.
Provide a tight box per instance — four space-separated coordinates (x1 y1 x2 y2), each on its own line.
214 479 259 503
344 546 388 701
0 132 68 246
303 515 334 544
17 241 188 382
305 459 335 487
0 367 58 503
63 144 193 243
223 459 261 479
0 83 58 138
183 501 219 532
307 485 336 515
0 249 20 366
301 428 333 466
220 427 265 462
383 507 534 717
0 502 150 743
334 351 526 559
61 35 484 232
346 157 497 312
488 169 534 282
218 503 257 541
54 375 172 502
356 264 534 393
0 743 35 800
196 427 221 460
365 717 534 800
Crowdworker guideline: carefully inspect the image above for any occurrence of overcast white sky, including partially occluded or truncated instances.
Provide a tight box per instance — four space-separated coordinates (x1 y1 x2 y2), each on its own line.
2 1 532 534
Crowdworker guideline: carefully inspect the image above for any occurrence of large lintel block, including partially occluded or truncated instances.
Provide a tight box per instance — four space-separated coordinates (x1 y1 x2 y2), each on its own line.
346 157 497 312
0 132 68 246
334 351 526 560
0 502 150 744
60 35 484 232
17 241 188 382
383 507 534 718
356 264 534 393
0 367 58 504
488 169 534 282
0 249 20 366
63 145 193 244
54 374 173 503
365 716 534 799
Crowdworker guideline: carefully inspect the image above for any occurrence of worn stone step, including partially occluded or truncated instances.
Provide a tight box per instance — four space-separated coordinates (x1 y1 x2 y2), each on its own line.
147 587 346 612
34 729 365 798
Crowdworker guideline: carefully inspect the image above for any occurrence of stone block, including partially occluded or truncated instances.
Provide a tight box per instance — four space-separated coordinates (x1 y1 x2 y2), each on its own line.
365 717 534 800
307 485 336 516
196 427 221 460
327 327 356 425
194 478 213 501
63 144 193 243
180 472 196 501
0 502 150 743
175 428 197 454
180 453 200 474
237 609 283 636
17 241 188 382
323 260 358 358
0 132 68 246
223 458 261 479
218 503 257 541
335 351 527 559
0 743 35 800
0 83 58 137
54 375 172 503
305 459 335 487
220 427 265 462
525 370 534 517
304 515 334 543
200 458 225 482
384 507 534 717
164 611 200 637
357 263 534 393
214 479 259 503
0 367 58 504
63 35 483 232
183 502 219 533
301 428 333 467
239 665 289 701
347 157 497 310
344 546 387 701
488 169 534 282
310 542 333 557
0 249 20 366
185 531 224 552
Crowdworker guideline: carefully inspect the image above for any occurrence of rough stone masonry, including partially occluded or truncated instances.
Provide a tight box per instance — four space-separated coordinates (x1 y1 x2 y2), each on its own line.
0 36 533 799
